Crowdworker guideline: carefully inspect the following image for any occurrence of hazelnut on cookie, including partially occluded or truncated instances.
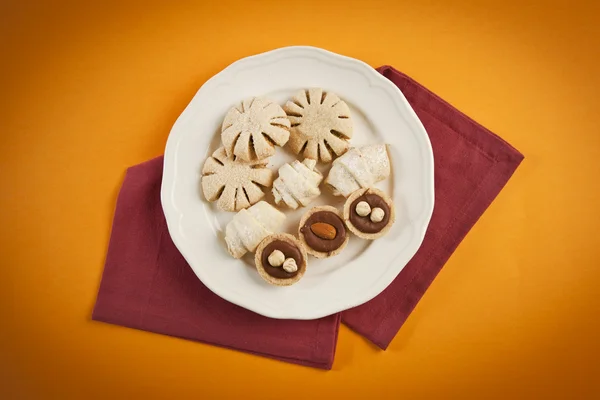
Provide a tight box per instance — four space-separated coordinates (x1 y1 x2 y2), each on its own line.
255 233 307 286
343 187 395 240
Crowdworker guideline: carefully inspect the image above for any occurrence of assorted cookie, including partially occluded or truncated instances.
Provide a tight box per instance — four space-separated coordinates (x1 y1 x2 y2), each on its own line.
298 206 349 258
272 158 323 209
343 187 395 240
325 144 390 197
201 147 274 212
255 233 307 286
221 96 290 162
225 201 286 258
284 88 353 163
201 89 396 286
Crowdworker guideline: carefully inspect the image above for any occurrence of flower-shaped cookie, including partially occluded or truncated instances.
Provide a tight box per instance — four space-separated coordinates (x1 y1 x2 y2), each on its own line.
284 88 353 163
221 97 291 162
201 147 274 212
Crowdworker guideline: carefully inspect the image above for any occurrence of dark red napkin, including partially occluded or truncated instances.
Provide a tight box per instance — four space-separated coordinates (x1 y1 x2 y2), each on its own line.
93 65 523 367
342 66 524 348
92 157 341 369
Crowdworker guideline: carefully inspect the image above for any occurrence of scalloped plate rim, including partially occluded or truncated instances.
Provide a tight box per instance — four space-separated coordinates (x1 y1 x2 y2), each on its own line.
160 46 435 320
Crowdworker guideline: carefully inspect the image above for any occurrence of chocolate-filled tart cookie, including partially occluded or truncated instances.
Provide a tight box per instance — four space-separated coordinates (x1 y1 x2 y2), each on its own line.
255 233 307 286
343 187 395 240
298 206 349 258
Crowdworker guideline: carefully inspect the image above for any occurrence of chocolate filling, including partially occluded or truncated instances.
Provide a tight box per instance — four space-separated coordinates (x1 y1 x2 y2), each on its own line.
300 211 347 253
260 240 303 279
349 193 391 234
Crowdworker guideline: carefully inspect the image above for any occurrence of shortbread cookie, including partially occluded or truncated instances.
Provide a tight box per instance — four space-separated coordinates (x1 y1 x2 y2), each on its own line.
284 88 353 163
202 147 274 212
255 233 307 286
225 201 286 259
298 206 349 259
221 97 291 162
272 158 323 210
343 187 395 240
325 144 390 197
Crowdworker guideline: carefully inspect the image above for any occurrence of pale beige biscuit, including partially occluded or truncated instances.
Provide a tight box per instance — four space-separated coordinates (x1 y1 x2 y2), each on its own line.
284 88 353 163
225 201 286 259
325 144 391 197
201 147 274 212
221 97 290 162
272 158 323 210
343 187 395 240
255 233 307 286
297 205 349 259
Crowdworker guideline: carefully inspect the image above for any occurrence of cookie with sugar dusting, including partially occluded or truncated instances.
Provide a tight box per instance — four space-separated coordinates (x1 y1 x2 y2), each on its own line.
284 88 353 163
225 201 286 259
201 147 274 212
221 97 290 162
325 144 390 198
272 158 323 210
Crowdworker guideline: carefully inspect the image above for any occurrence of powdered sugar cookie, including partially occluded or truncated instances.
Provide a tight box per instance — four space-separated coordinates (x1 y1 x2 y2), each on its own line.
284 88 353 163
225 201 286 259
201 147 274 212
221 97 290 162
325 144 390 197
272 158 323 210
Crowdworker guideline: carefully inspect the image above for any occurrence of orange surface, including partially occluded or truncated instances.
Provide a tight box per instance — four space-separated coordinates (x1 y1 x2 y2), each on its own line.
1 0 599 398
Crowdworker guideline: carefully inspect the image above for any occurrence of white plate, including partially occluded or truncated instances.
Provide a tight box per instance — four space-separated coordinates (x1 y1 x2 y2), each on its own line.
161 46 434 320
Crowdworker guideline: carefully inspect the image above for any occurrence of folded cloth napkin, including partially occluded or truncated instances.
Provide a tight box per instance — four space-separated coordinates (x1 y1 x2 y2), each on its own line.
92 157 341 369
342 66 524 348
93 65 523 368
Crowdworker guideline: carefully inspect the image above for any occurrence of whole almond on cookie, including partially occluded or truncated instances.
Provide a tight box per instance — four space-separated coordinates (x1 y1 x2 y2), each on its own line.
298 205 349 259
310 222 337 240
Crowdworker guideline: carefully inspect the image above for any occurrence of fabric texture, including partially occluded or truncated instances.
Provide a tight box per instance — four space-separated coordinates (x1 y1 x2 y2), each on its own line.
92 157 341 369
92 65 523 367
342 66 524 348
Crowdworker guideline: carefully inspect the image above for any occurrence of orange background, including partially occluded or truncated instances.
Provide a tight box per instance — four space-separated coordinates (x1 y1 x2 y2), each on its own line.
1 0 599 398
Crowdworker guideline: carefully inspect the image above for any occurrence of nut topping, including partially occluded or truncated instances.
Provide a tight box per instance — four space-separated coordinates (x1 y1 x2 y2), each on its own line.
282 258 298 273
310 222 337 240
267 250 285 267
370 207 385 223
355 201 371 217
